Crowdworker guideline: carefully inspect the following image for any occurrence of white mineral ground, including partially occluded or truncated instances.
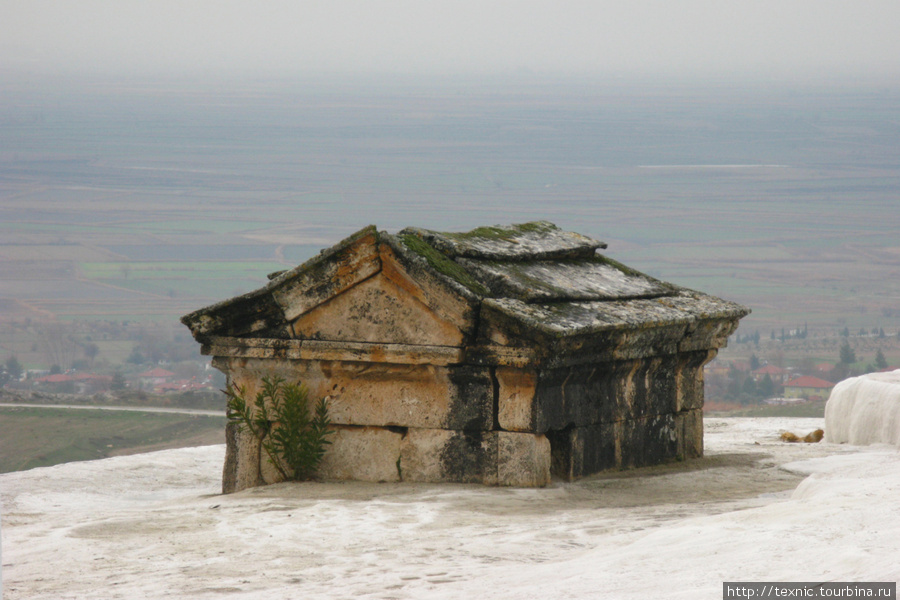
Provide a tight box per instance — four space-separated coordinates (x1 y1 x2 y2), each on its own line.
2 415 899 599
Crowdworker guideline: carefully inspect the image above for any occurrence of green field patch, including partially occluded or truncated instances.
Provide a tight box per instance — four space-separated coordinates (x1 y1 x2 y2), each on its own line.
0 406 226 473
707 400 826 418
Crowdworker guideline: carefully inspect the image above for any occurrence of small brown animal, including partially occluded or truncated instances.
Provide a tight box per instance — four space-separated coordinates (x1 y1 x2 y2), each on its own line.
780 429 824 443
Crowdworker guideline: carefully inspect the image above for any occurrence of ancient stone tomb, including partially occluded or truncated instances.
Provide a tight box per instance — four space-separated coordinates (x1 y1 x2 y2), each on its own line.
182 222 748 492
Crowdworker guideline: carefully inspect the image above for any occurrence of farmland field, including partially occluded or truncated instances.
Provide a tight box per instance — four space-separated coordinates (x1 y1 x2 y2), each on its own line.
0 406 226 473
2 75 900 359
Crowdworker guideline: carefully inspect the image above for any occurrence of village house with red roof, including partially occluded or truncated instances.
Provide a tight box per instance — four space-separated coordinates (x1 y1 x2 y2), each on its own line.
137 368 176 389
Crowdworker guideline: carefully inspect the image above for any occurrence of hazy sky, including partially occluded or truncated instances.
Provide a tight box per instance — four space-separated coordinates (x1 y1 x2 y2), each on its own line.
2 1 900 81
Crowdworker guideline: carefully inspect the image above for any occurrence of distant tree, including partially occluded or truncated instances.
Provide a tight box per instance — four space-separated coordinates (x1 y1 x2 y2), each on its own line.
841 327 850 337
111 370 126 391
771 330 776 340
5 355 22 381
831 362 849 383
49 364 62 375
750 354 761 371
876 349 888 370
742 376 757 397
879 328 886 338
83 342 100 364
839 340 857 365
759 374 775 398
126 349 146 365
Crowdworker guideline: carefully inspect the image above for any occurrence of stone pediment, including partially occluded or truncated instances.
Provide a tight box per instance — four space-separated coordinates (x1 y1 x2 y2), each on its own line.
181 226 479 349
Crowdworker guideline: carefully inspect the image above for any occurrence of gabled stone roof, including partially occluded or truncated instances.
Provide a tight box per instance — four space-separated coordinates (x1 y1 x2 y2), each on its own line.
181 221 749 365
396 221 747 342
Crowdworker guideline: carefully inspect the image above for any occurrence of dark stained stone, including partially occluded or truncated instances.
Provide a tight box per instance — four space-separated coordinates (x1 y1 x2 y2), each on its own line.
439 429 491 484
446 365 495 431
548 423 617 480
619 413 678 469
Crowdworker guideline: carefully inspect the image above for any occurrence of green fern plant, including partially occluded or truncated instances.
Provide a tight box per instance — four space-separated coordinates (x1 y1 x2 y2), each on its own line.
225 375 334 481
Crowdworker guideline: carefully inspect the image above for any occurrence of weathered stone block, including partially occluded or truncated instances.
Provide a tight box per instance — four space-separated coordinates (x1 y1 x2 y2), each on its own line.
547 422 617 481
495 366 537 432
400 428 495 484
620 356 678 422
318 426 402 482
532 364 622 431
222 421 264 494
224 424 404 490
207 337 465 365
496 431 551 487
676 350 715 412
400 429 550 486
549 413 682 481
532 358 677 432
222 357 493 431
678 317 743 353
676 408 704 460
619 413 678 469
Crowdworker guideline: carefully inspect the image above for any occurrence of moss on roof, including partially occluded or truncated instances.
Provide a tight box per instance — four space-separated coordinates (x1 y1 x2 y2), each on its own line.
407 221 605 261
440 221 559 242
398 233 491 297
